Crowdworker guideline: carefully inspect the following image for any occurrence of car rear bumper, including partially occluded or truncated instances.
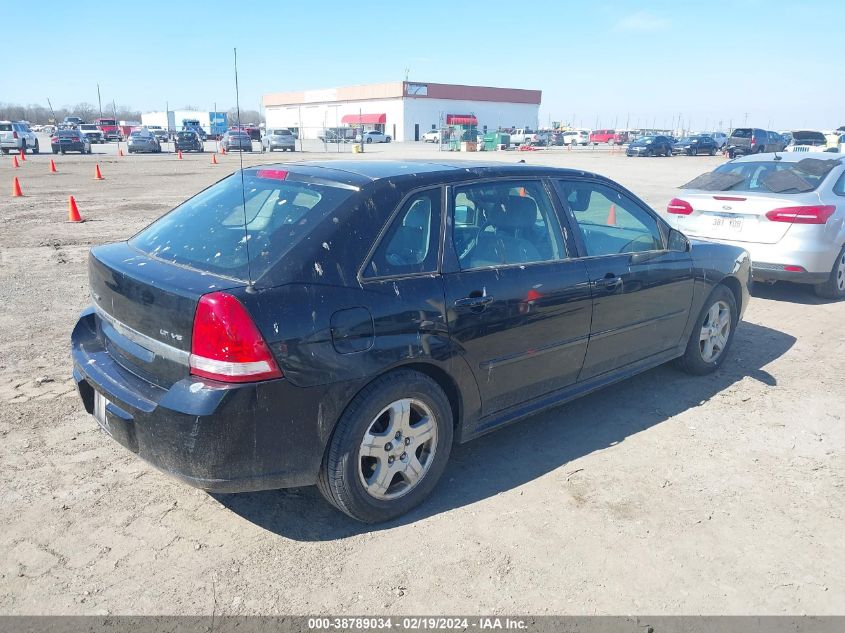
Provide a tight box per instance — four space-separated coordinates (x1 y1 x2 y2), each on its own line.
52 143 85 152
1 140 23 149
71 308 331 492
686 236 839 282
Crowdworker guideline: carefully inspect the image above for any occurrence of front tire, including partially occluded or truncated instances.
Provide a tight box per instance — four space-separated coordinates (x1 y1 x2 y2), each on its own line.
677 285 738 375
814 247 845 299
33 140 39 154
317 370 453 523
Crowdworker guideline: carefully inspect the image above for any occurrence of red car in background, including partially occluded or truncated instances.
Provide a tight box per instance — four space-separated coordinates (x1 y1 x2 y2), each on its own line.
589 129 628 145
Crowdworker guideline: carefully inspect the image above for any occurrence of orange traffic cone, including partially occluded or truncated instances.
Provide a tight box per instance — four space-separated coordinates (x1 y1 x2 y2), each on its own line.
94 164 104 180
67 196 83 222
211 153 218 164
49 159 57 173
19 149 26 162
12 156 19 168
178 150 183 159
118 148 124 157
606 204 617 226
12 176 23 197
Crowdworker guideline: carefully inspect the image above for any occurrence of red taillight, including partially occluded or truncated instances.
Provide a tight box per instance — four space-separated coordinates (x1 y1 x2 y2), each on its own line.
765 205 835 224
51 136 58 142
667 198 694 215
189 291 283 383
783 265 806 272
750 137 757 146
12 131 18 139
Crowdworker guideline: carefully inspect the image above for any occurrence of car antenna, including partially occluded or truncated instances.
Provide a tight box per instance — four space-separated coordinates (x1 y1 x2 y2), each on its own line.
234 47 255 292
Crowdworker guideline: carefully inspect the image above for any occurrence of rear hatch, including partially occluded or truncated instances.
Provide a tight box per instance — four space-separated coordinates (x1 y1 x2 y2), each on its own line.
671 190 823 244
0 123 15 144
89 242 244 387
729 129 753 150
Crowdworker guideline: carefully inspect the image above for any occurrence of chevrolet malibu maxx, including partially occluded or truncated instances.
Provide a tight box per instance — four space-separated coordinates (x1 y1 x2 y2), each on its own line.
71 161 750 522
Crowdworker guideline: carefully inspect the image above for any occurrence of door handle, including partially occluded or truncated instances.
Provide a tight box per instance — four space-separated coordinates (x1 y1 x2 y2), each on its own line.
593 275 623 290
454 295 494 308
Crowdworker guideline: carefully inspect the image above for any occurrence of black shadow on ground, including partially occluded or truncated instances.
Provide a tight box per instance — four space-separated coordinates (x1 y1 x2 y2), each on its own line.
215 321 794 541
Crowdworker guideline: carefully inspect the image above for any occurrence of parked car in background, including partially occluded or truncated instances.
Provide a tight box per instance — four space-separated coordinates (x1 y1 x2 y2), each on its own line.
422 129 442 143
562 130 590 146
78 123 105 144
174 131 204 153
220 130 253 152
71 160 749 523
590 129 626 145
62 116 83 129
51 128 92 154
726 128 783 157
509 128 548 146
626 135 673 157
262 128 296 152
127 130 161 153
0 121 39 154
355 130 391 144
785 130 829 152
42 125 57 135
673 135 719 156
665 153 845 298
766 131 788 152
145 126 169 144
703 132 728 149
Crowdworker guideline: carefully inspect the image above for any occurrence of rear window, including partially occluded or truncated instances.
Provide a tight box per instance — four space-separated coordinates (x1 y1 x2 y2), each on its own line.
177 131 195 138
0 124 11 131
700 160 840 194
129 171 355 280
58 130 79 137
731 129 752 138
792 131 826 143
273 129 291 135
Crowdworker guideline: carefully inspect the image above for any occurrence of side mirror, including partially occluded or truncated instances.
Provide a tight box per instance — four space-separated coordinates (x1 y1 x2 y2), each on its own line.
668 228 691 252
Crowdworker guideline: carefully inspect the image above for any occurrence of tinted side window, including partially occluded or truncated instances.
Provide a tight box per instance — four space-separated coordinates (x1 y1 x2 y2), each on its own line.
365 188 441 278
556 181 665 256
451 180 566 270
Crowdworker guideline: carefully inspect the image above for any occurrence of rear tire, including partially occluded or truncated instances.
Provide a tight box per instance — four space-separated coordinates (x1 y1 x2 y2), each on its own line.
33 140 39 154
676 285 738 375
317 370 453 523
813 247 845 299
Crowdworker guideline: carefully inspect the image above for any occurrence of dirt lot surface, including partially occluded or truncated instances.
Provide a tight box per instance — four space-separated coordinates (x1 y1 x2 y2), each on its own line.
1 140 842 615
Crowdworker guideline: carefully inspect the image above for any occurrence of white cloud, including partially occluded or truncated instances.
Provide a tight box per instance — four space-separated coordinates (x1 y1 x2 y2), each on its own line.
614 10 671 32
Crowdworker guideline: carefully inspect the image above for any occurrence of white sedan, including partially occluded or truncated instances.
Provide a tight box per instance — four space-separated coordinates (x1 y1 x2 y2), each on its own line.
422 129 441 143
664 152 845 298
356 130 391 144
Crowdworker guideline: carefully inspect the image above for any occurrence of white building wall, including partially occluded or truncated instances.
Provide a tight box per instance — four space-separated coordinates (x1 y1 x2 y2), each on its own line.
266 98 405 140
266 98 540 141
401 99 539 141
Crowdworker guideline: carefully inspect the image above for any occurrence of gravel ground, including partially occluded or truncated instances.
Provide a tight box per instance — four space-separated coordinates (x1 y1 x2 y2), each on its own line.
0 138 842 615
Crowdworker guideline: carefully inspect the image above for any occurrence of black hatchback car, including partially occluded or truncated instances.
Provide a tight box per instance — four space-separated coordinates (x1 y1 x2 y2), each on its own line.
71 161 750 522
626 135 673 157
672 135 719 156
174 130 204 153
51 129 92 154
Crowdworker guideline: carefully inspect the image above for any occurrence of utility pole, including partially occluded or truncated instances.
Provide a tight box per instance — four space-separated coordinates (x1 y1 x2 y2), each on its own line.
744 112 749 125
97 83 102 118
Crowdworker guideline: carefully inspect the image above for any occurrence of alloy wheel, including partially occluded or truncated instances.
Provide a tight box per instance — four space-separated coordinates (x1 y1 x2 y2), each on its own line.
836 252 845 291
358 398 437 500
699 300 731 363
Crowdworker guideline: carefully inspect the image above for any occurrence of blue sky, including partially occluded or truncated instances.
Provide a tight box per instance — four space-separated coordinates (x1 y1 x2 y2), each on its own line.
6 0 842 130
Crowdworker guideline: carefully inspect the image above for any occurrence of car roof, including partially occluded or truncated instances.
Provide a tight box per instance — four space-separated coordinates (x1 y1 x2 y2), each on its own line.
255 159 609 186
730 152 845 164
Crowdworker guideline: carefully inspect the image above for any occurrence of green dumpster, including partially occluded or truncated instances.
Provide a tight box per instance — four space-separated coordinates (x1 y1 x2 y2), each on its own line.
483 133 497 152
